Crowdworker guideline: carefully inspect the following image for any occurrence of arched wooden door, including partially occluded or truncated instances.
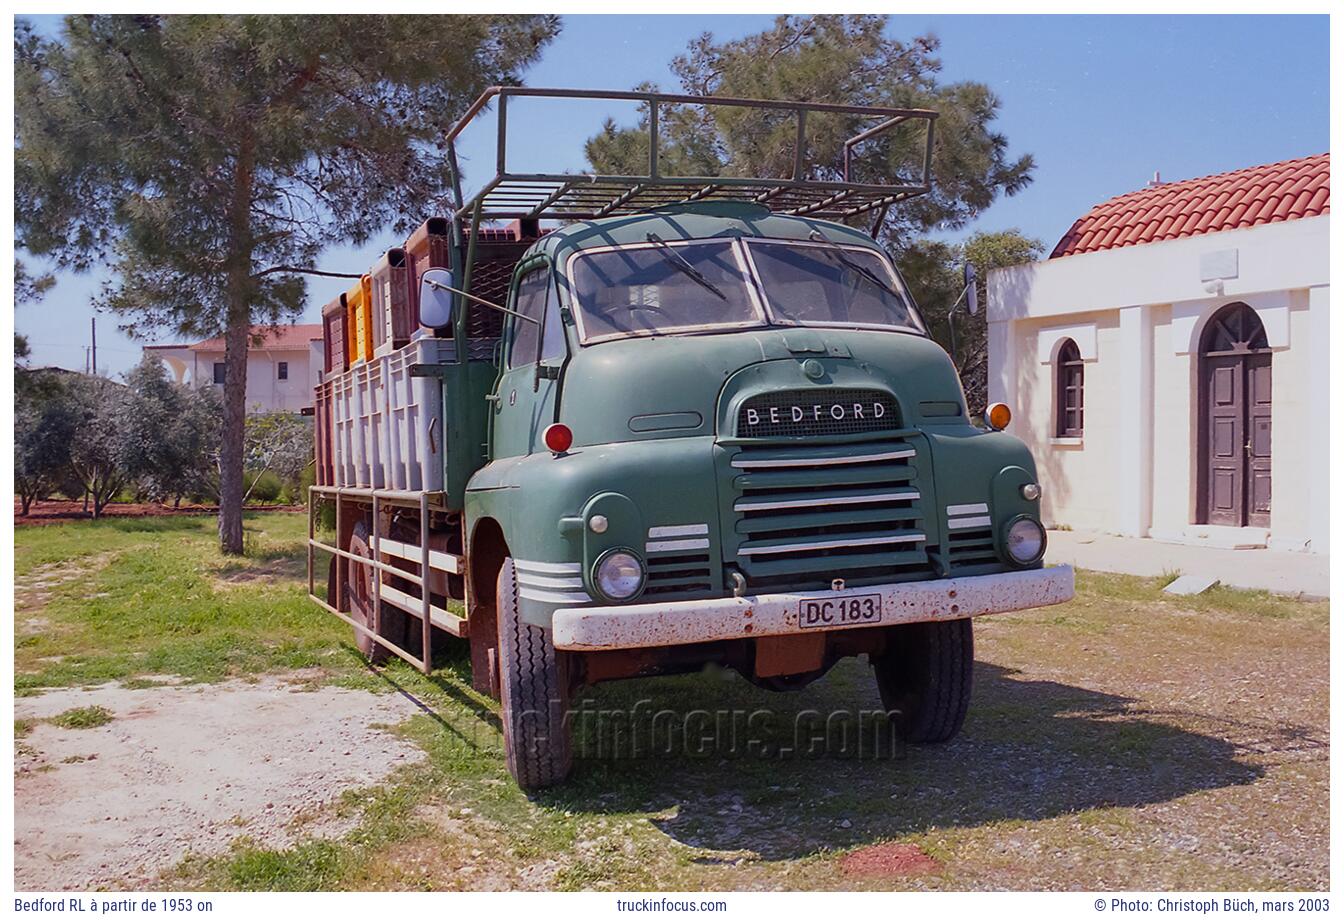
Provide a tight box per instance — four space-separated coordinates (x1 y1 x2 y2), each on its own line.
1197 303 1271 527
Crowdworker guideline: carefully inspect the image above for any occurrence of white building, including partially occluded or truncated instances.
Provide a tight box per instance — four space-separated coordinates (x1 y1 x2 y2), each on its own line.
145 323 323 415
988 153 1329 554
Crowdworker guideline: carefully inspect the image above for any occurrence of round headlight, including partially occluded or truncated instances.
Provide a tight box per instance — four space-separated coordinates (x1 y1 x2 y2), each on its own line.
1004 518 1046 565
594 550 644 601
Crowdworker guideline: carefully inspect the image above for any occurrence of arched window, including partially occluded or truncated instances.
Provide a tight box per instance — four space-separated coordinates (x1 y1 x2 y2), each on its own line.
1055 338 1084 437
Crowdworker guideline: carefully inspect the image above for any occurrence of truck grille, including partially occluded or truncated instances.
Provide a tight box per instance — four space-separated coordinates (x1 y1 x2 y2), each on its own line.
736 388 900 438
643 525 715 599
944 503 999 570
723 435 932 591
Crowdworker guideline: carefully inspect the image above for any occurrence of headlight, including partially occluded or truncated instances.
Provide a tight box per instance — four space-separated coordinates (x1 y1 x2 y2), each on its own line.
1004 517 1046 565
594 549 645 601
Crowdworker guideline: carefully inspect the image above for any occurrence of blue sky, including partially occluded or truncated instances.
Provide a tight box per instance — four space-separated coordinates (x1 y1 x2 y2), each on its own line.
17 13 1330 375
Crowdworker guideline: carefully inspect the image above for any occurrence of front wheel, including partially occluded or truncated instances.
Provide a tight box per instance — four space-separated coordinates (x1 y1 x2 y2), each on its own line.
873 618 973 743
496 558 573 790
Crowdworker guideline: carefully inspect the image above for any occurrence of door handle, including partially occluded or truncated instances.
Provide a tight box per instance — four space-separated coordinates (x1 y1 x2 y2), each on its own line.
1244 439 1252 457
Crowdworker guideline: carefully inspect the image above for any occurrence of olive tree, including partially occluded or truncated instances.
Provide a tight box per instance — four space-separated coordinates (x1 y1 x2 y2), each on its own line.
14 371 79 515
119 355 219 506
16 13 559 553
64 374 132 519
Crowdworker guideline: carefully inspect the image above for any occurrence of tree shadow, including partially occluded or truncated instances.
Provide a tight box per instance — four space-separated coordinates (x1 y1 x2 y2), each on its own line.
532 659 1305 860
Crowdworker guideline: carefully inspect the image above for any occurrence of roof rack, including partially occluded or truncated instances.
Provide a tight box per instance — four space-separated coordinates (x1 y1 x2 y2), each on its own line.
444 86 937 222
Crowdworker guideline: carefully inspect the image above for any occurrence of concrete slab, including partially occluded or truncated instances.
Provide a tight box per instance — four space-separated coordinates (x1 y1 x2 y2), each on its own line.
1163 574 1220 596
1045 529 1330 598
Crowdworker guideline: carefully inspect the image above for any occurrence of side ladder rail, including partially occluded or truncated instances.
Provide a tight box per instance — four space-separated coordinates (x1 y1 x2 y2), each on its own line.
307 486 468 675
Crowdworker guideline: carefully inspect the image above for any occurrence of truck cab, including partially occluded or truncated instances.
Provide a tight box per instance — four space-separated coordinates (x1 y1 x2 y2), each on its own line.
308 87 1073 790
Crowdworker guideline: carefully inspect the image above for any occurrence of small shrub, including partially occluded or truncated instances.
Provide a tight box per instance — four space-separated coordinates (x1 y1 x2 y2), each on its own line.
245 470 283 504
50 705 114 729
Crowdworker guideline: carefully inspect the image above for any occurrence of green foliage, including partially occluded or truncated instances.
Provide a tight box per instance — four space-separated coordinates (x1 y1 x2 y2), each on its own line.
120 354 220 504
50 705 114 729
15 258 55 304
15 14 561 338
64 373 132 518
245 412 313 498
584 16 1034 248
900 229 1044 411
14 370 79 514
15 13 559 552
244 470 284 504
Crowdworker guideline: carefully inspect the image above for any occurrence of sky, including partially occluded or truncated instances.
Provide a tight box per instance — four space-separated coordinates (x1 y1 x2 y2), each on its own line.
16 13 1331 376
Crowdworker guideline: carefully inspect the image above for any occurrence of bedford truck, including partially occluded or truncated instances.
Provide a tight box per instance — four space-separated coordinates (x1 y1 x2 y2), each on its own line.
307 87 1074 790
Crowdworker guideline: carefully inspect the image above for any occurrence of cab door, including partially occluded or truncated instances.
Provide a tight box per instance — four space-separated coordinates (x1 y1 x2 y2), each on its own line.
491 261 567 460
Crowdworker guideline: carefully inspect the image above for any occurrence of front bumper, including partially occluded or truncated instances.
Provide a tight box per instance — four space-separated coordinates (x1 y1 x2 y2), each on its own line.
551 565 1075 651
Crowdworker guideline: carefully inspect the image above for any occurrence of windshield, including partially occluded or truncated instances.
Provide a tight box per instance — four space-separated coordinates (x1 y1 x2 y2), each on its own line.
568 241 761 342
566 237 924 343
746 241 923 332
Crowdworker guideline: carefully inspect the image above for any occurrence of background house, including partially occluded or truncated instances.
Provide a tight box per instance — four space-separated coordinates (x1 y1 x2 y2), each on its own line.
987 153 1329 554
145 323 323 414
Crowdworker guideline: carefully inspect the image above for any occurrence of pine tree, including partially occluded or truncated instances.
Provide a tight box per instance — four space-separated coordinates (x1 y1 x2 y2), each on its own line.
16 13 559 552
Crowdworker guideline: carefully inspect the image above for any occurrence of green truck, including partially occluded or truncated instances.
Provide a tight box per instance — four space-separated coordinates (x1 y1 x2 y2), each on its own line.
308 87 1074 789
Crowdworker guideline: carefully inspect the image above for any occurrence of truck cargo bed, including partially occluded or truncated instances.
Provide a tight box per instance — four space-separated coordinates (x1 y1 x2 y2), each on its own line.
314 337 456 493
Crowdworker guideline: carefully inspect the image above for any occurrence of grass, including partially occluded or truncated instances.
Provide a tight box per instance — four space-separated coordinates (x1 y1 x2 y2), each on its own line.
49 706 114 729
14 512 363 692
14 512 1330 891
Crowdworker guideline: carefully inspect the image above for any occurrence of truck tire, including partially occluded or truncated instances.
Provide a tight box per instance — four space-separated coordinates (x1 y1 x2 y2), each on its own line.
873 618 973 743
347 520 408 664
496 557 573 790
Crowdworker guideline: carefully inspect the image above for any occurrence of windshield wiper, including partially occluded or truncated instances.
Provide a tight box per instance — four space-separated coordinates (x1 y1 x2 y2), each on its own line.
807 230 902 301
645 233 727 301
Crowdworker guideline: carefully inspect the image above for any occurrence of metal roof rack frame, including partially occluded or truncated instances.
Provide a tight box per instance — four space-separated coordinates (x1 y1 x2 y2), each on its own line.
444 86 938 223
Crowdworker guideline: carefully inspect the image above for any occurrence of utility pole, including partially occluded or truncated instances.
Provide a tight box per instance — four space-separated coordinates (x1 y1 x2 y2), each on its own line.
90 317 97 376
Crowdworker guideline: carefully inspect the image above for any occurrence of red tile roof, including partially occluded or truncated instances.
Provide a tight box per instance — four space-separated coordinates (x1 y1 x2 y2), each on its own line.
146 323 322 353
1050 153 1329 259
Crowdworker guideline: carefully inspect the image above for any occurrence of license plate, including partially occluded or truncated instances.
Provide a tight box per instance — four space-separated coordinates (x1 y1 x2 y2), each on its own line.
798 593 883 629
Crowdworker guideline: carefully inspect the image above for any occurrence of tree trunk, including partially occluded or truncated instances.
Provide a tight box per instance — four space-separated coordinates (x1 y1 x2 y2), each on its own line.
218 314 249 554
217 134 256 556
20 492 32 516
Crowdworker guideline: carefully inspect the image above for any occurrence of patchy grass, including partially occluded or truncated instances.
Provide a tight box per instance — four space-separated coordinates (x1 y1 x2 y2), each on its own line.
14 513 1328 891
181 565 1328 892
50 706 114 729
13 512 366 691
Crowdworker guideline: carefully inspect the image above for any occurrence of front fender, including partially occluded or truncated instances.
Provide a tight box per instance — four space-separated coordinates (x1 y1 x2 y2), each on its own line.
465 437 723 626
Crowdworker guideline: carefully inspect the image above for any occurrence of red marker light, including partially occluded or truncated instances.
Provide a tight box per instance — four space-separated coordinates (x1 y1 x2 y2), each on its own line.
543 423 573 454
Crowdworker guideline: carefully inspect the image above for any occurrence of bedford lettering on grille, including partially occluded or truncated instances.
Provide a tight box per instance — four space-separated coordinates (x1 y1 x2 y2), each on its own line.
737 389 900 436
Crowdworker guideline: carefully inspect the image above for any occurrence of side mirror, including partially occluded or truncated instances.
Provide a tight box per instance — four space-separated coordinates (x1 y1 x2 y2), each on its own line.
419 268 456 330
963 262 979 315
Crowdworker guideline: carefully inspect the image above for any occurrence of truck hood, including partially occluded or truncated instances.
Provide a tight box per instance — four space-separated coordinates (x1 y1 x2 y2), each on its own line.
557 326 970 445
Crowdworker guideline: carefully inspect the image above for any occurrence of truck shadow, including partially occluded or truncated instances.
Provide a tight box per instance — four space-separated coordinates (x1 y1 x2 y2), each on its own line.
544 660 1298 860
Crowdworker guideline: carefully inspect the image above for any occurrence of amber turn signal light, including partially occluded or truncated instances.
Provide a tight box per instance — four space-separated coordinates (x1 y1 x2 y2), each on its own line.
985 403 1012 431
543 423 573 454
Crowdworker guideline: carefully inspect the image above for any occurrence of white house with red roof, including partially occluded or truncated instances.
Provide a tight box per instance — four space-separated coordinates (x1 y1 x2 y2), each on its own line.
144 323 323 415
988 153 1329 554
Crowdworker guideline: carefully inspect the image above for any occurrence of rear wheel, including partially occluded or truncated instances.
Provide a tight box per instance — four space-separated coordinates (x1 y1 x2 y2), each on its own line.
874 618 973 743
347 520 408 664
496 558 573 790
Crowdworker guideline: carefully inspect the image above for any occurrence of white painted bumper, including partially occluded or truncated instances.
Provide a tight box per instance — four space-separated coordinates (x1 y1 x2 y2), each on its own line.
551 565 1075 651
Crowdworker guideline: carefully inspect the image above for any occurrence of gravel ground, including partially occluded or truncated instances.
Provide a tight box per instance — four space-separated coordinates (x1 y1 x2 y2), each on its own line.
14 676 425 891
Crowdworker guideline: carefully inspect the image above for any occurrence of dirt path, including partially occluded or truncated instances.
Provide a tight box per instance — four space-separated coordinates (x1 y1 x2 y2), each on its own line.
14 676 425 891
